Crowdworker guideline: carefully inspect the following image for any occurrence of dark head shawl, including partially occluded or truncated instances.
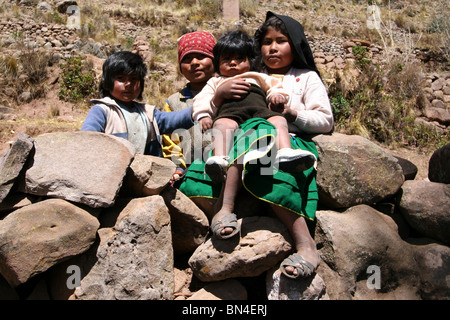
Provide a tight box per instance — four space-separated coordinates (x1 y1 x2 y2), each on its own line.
265 11 320 77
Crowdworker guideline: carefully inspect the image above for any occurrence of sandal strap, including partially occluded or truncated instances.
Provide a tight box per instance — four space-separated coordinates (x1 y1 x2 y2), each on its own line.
281 253 315 278
211 213 239 239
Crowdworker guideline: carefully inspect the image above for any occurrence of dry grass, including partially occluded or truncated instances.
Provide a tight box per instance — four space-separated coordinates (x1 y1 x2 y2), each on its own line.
327 47 449 151
0 44 51 106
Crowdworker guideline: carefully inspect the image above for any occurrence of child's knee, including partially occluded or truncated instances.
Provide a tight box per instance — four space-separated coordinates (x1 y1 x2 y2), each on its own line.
213 118 238 131
268 115 288 129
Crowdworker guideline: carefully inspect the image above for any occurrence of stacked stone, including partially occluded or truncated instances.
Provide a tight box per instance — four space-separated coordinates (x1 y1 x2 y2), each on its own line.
309 36 384 70
419 73 450 132
0 19 77 50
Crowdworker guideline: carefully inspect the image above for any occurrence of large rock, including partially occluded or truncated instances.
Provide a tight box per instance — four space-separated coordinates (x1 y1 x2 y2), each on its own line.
410 239 450 300
0 133 34 203
398 180 450 245
188 216 293 282
72 196 174 300
313 133 405 209
161 186 209 254
122 154 176 197
0 199 99 287
187 279 248 300
315 205 421 299
428 143 450 183
56 0 78 13
19 131 135 208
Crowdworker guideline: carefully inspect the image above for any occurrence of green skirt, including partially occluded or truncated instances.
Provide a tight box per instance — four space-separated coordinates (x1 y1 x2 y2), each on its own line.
178 118 319 220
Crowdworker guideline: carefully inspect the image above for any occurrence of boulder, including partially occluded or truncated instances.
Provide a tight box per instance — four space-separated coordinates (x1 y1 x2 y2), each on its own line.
428 143 450 183
122 153 176 197
161 186 209 254
394 156 418 180
0 133 34 203
398 180 450 245
72 196 174 300
18 132 135 208
187 279 248 300
315 205 421 299
0 198 99 287
410 239 450 300
314 133 404 209
266 267 328 300
188 216 293 282
0 129 448 300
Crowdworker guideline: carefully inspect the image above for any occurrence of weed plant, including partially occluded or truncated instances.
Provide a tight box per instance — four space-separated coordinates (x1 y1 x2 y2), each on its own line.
58 56 96 104
328 48 449 152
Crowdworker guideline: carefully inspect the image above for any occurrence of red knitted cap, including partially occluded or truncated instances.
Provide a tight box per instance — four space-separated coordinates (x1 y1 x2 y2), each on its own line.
177 31 215 64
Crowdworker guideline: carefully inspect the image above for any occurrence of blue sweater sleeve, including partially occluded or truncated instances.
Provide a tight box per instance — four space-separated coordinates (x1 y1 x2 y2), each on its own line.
81 105 107 132
155 106 194 134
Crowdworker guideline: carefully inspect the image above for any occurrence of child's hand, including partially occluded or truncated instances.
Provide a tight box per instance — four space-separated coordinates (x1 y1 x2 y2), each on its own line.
281 104 297 123
199 116 213 131
170 168 184 186
268 94 287 113
213 79 250 107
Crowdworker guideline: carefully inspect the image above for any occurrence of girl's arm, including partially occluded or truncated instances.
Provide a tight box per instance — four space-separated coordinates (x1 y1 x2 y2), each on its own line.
289 72 334 134
81 105 107 132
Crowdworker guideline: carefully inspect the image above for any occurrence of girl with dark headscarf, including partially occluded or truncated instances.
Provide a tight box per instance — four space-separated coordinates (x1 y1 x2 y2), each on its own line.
248 11 333 279
178 12 333 280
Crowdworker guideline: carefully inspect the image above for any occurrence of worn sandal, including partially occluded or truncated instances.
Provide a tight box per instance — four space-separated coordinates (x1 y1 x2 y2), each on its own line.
211 213 240 239
280 253 316 279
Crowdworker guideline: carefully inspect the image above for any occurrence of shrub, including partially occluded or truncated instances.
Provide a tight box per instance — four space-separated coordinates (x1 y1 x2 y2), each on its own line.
352 45 372 68
330 92 351 128
58 56 96 103
328 54 448 152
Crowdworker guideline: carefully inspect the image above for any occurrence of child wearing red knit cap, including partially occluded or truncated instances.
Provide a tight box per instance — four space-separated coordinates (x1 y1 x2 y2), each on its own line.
162 31 216 182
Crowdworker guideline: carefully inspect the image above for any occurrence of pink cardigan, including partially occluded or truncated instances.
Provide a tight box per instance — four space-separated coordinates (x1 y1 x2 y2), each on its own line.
282 68 334 134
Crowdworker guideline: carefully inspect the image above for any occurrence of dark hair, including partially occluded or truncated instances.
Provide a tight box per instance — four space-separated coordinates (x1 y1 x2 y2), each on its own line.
99 51 147 100
254 15 288 48
212 30 261 73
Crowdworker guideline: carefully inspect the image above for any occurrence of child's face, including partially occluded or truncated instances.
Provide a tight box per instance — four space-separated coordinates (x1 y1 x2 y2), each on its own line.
180 53 215 89
219 53 251 77
260 27 295 74
110 73 141 106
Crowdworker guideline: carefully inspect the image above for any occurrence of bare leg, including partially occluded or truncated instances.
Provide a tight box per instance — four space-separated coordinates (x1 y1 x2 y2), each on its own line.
271 204 320 277
212 162 243 237
212 118 238 156
267 115 291 149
